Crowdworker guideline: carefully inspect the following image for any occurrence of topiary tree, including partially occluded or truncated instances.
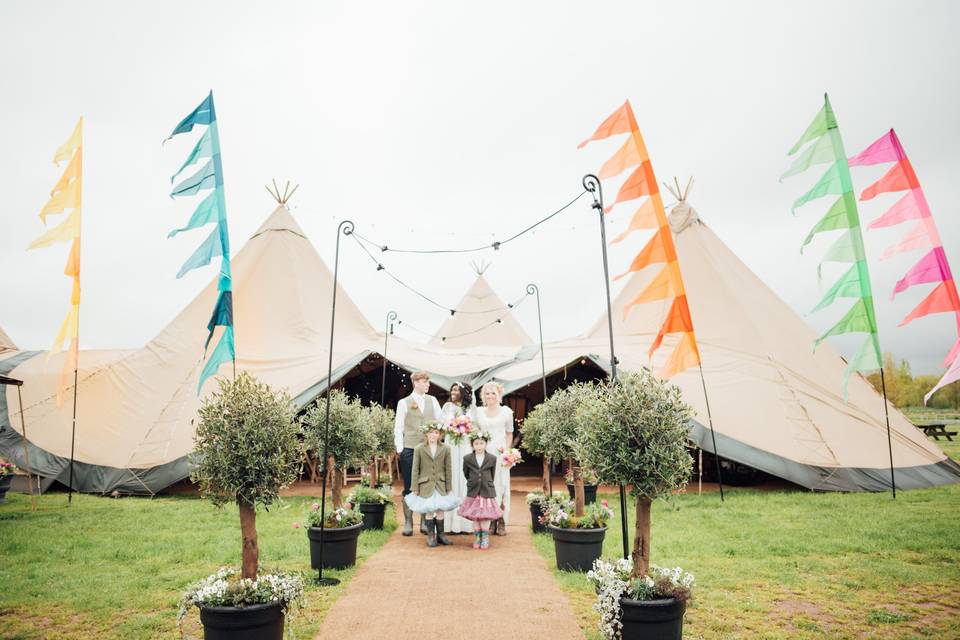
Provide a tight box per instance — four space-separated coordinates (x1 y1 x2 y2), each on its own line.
577 370 693 577
191 372 301 580
365 403 395 487
519 404 551 494
301 390 376 508
539 382 600 517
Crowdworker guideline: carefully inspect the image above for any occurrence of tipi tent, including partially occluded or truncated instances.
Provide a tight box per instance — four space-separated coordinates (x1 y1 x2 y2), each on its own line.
429 269 532 349
483 201 960 492
0 205 518 494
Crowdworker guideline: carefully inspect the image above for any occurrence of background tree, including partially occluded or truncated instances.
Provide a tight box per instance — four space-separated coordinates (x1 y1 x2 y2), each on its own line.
577 370 693 577
366 403 396 486
301 390 376 508
539 383 599 516
519 404 551 494
191 373 301 579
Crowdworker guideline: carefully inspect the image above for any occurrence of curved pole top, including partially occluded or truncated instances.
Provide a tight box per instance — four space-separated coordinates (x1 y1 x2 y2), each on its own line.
386 310 398 322
525 283 538 296
582 174 603 212
338 219 355 235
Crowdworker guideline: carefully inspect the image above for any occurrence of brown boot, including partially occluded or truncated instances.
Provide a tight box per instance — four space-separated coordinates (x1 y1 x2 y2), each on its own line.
435 519 453 545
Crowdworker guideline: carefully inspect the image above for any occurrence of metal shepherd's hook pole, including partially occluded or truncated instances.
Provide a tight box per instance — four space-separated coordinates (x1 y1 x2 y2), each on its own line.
527 284 551 496
317 219 354 586
381 311 397 407
583 174 630 561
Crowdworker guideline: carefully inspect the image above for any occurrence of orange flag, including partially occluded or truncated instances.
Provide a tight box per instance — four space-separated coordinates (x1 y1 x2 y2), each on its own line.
860 159 919 201
611 198 658 244
577 101 635 149
580 100 701 378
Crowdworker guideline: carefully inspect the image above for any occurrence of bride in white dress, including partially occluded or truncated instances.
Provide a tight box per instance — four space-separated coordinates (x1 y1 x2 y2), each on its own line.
441 382 475 534
476 381 515 532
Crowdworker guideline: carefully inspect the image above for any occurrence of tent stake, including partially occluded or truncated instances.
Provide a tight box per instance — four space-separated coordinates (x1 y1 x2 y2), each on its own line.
317 220 354 586
583 174 630 561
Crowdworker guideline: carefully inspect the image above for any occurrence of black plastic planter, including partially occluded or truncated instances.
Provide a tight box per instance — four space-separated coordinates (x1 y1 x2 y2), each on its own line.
547 525 606 572
308 522 362 570
529 502 546 534
358 502 386 530
619 597 685 640
566 483 598 505
198 600 284 640
0 476 11 504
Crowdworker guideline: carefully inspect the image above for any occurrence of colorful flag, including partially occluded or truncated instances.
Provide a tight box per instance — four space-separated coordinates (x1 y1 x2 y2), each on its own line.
848 129 960 403
783 94 882 397
579 101 700 378
27 118 83 405
166 92 234 393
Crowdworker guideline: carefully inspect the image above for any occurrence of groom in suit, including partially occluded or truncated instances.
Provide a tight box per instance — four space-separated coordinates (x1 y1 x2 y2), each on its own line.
394 371 443 536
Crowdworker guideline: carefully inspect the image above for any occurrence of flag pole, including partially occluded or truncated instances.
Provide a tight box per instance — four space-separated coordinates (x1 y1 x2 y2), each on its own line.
584 173 630 561
879 367 896 498
697 364 724 501
317 219 354 586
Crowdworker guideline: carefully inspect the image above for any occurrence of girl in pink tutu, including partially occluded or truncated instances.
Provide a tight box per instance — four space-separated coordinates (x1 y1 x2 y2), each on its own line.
457 430 503 550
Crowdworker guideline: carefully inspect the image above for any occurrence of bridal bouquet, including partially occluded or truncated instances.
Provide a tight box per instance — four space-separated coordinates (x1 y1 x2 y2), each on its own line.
498 446 523 469
445 414 474 445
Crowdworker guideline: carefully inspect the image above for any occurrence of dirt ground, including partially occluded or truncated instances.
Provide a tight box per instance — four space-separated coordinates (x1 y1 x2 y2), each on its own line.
314 488 586 640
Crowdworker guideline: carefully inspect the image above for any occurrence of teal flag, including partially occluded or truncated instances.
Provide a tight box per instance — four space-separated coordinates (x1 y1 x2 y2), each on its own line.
166 91 234 394
784 94 882 397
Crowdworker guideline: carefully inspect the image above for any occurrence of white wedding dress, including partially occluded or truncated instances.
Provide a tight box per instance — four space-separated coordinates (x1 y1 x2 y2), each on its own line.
476 405 514 525
442 402 475 533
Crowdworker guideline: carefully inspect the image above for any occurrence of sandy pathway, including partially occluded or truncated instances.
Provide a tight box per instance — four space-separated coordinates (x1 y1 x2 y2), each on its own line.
315 489 585 640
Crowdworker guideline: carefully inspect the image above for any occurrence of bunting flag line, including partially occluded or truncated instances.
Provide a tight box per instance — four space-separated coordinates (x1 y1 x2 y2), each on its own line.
783 94 882 398
165 92 235 393
27 118 83 406
847 129 960 403
578 100 701 379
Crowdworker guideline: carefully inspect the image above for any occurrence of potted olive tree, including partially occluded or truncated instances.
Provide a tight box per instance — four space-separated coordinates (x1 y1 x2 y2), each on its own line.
580 371 695 640
179 373 304 640
540 383 611 572
300 390 375 570
347 404 393 531
519 406 550 533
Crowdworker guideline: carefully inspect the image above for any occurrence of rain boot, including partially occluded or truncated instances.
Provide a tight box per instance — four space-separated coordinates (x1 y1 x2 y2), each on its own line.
420 515 429 535
426 518 438 548
435 519 453 545
402 502 414 536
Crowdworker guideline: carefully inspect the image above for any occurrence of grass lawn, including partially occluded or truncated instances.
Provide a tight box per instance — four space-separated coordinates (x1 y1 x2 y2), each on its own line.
0 493 395 639
533 456 960 638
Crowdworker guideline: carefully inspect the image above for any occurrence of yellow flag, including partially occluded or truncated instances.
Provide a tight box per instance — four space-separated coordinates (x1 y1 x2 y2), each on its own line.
29 209 81 249
53 117 83 166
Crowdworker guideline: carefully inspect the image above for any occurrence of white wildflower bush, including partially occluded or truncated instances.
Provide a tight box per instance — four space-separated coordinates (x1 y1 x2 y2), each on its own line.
177 567 305 631
587 558 696 640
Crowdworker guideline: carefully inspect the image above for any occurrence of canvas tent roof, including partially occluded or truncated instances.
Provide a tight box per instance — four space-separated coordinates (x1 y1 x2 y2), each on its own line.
429 273 532 349
483 201 960 492
0 327 15 353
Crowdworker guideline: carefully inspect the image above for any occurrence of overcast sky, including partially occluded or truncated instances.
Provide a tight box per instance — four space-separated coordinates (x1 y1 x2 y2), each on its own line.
1 1 957 374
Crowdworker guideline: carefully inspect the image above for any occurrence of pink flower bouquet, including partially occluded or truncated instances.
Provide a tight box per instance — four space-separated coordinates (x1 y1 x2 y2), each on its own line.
498 446 523 469
445 414 474 445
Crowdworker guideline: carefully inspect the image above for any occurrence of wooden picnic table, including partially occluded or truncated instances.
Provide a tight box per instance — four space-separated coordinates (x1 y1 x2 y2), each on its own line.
916 423 958 441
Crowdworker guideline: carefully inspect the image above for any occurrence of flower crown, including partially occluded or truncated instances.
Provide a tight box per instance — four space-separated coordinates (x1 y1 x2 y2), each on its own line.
419 421 446 434
469 430 493 443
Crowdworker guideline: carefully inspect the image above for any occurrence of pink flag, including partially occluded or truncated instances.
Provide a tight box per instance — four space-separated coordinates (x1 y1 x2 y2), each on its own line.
892 248 952 297
880 218 938 260
848 129 901 167
925 347 960 404
868 189 930 229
